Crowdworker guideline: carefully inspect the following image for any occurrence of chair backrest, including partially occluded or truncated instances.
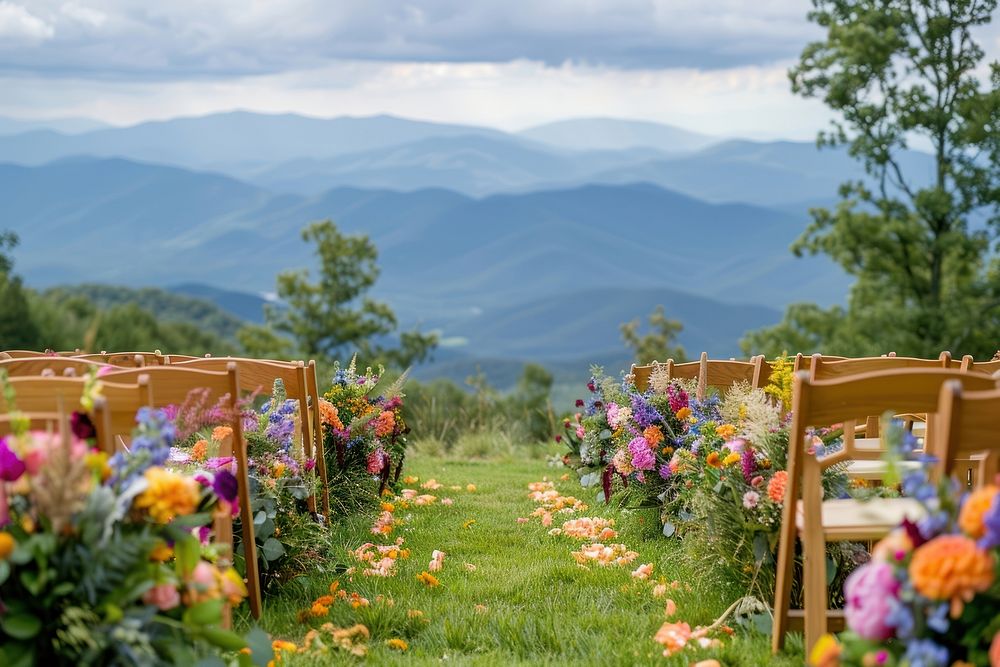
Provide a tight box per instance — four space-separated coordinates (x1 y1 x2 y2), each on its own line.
809 352 967 381
792 353 847 373
1 350 59 359
936 381 1000 486
789 368 1000 472
74 351 166 367
0 374 150 453
969 358 1000 376
0 357 112 377
702 355 769 392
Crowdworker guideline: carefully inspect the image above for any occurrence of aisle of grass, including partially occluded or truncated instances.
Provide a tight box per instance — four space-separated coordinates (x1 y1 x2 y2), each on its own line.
247 456 804 665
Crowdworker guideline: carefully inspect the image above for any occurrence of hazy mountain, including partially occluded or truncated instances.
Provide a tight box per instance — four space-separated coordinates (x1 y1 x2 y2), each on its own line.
0 116 109 136
169 283 271 323
3 157 849 322
0 112 509 171
246 134 667 197
519 117 718 153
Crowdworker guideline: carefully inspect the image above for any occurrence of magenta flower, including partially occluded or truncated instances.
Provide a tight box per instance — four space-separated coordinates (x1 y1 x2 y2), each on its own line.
628 437 655 471
70 412 97 440
0 438 26 482
212 470 239 504
844 560 900 641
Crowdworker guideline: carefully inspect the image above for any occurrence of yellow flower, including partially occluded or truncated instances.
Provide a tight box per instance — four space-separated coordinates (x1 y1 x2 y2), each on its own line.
808 633 841 667
415 571 440 587
84 450 111 481
716 424 736 441
386 638 409 651
272 640 297 653
675 407 691 420
403 475 419 484
273 462 287 478
134 468 200 523
722 452 741 467
466 484 477 492
462 519 476 529
381 502 395 513
329 581 340 595
0 532 15 560
310 602 329 617
407 609 424 619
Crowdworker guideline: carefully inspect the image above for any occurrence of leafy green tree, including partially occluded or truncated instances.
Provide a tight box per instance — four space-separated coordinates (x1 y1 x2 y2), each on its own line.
504 363 556 442
0 232 40 350
746 0 1000 358
621 305 686 364
267 220 437 368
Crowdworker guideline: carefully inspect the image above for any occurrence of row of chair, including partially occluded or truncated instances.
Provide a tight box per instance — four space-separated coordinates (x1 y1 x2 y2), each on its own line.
0 350 341 621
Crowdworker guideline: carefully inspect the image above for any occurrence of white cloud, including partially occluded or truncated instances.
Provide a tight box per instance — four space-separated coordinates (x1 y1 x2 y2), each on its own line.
0 58 835 140
0 2 55 43
60 3 107 28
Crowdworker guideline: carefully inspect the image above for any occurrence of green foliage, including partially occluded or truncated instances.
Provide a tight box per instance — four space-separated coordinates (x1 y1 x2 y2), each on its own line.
267 220 437 369
621 305 686 364
0 232 39 349
748 0 1000 358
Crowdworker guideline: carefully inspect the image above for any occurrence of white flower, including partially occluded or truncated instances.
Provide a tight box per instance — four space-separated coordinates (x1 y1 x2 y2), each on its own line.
742 491 760 509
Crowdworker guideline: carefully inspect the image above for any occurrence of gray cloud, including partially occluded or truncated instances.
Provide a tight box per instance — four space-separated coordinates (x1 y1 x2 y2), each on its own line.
0 0 824 78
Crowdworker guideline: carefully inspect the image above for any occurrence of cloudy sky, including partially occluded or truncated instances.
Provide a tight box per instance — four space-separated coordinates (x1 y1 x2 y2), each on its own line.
1 1 998 138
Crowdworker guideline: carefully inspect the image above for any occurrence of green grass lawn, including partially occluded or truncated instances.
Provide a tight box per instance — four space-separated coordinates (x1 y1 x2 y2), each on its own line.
244 455 805 665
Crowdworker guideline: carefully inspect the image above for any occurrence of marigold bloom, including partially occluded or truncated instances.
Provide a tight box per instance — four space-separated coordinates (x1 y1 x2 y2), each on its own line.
149 540 173 562
808 634 841 667
191 439 208 462
416 571 440 587
318 399 344 430
706 452 722 468
0 532 15 560
310 602 329 617
675 407 691 421
722 452 741 467
767 471 788 504
716 424 736 440
643 425 664 446
134 467 200 523
959 485 999 539
466 484 477 492
386 638 408 651
909 535 995 616
211 426 233 442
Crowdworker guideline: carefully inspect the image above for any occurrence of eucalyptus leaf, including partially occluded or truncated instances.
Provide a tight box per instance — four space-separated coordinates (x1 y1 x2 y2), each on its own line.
245 626 275 667
662 522 676 538
261 538 285 561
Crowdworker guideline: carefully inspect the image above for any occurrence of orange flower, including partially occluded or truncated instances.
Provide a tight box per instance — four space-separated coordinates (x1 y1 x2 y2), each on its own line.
329 580 340 595
653 621 692 656
909 535 995 616
211 426 232 442
706 452 722 468
716 424 736 441
318 399 344 430
386 638 408 651
149 540 173 562
643 426 664 447
959 485 999 539
315 594 335 606
374 410 395 437
0 532 15 560
767 471 788 504
310 602 329 617
191 439 208 462
416 571 440 587
675 407 691 420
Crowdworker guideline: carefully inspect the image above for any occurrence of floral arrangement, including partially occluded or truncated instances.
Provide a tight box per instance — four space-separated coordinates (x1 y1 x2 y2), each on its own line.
319 358 410 517
0 404 261 666
812 422 1000 667
170 379 332 592
559 360 859 602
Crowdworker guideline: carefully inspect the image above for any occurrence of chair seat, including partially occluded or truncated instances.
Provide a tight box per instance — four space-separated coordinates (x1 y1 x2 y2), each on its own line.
796 498 925 541
846 459 923 481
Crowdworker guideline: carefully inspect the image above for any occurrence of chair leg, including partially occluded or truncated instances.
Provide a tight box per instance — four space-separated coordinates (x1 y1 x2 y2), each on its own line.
802 461 828 656
771 468 799 653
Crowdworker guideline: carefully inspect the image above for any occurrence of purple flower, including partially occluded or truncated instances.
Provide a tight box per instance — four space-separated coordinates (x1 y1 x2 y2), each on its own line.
902 639 949 667
658 464 671 480
740 447 756 484
979 493 1000 550
0 438 26 482
212 470 239 504
628 437 655 471
630 394 663 429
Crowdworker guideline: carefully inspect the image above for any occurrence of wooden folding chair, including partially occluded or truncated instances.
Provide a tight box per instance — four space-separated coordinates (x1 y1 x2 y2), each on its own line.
100 364 263 619
968 358 1000 376
169 356 328 514
701 354 769 396
772 367 1000 656
0 357 112 377
0 374 150 454
306 360 330 517
73 351 167 367
937 381 1000 488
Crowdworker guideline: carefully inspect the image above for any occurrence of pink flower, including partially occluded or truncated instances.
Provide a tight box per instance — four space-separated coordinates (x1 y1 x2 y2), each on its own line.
441 498 454 506
143 583 180 611
652 583 667 598
576 426 586 439
190 561 217 589
429 550 445 572
664 598 677 617
844 560 900 641
541 512 552 527
750 475 764 487
742 491 760 509
631 563 654 580
628 437 655 471
516 517 529 524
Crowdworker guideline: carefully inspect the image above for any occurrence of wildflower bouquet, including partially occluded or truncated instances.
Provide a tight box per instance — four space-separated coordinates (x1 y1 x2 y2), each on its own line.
320 358 410 517
814 431 1000 667
0 407 258 666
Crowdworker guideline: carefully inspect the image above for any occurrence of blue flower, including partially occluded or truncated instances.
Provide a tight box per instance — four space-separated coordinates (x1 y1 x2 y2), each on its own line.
979 493 1000 550
630 394 663 428
903 639 948 667
926 602 950 634
917 511 949 540
109 407 174 488
333 369 349 386
885 596 914 638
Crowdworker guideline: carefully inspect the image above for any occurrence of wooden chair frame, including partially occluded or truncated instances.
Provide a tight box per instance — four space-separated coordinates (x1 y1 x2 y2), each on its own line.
629 352 768 400
937 381 1000 487
772 368 1000 656
1 357 113 377
99 364 263 619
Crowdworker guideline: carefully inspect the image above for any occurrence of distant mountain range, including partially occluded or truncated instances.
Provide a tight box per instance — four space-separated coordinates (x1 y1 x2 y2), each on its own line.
0 110 881 377
0 111 934 205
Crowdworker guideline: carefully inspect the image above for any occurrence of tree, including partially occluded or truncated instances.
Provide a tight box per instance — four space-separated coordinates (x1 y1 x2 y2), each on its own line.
620 305 686 364
745 0 1000 358
268 220 437 368
0 232 39 349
